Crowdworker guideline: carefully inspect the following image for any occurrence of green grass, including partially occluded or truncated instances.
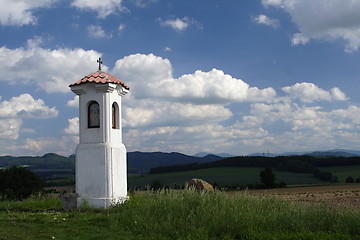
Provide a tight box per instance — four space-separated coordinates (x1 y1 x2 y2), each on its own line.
45 175 75 184
1 190 360 239
319 165 360 182
128 167 323 188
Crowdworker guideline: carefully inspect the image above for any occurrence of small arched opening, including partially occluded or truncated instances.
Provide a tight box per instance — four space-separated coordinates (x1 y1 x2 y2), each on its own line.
88 101 100 128
112 102 119 129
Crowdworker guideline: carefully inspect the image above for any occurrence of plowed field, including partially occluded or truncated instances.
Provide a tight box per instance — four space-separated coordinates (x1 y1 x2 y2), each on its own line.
249 183 360 209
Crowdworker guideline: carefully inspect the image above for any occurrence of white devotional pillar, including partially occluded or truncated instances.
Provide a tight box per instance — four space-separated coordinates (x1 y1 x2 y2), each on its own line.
69 58 130 209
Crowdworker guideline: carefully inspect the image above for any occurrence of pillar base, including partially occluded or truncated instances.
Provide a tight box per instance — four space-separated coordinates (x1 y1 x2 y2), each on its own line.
77 196 129 209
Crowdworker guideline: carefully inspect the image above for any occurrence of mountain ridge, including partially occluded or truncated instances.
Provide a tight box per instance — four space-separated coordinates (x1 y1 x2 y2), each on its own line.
249 149 360 157
1 149 360 174
0 151 223 174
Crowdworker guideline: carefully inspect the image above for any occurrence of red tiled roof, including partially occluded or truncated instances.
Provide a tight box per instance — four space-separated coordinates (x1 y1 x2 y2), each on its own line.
69 71 130 90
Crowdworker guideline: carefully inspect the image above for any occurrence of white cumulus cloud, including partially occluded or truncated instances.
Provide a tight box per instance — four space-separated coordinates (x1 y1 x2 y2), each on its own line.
124 123 269 155
261 0 282 7
0 94 58 140
1 50 356 156
123 102 232 128
330 87 348 101
67 96 79 108
118 23 126 32
0 94 58 119
108 53 282 154
282 82 347 103
110 53 278 154
14 136 78 156
291 33 309 46
64 117 79 134
0 119 22 140
71 0 124 18
87 25 112 38
253 14 279 28
132 0 158 8
237 99 360 153
0 0 57 26
113 54 276 104
159 16 200 32
262 0 360 52
0 40 103 93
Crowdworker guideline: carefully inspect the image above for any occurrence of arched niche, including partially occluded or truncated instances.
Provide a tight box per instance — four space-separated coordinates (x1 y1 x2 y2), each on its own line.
112 102 119 129
88 101 100 128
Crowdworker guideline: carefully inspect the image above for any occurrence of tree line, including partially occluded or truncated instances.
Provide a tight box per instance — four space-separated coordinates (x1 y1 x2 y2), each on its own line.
150 155 360 174
149 155 359 182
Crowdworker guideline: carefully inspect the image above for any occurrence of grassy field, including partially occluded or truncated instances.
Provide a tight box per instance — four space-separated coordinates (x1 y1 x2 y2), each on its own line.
0 189 360 240
35 165 360 188
128 167 324 188
319 165 360 182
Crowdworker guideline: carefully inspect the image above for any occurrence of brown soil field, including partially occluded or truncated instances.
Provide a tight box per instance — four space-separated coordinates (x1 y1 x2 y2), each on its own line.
248 183 360 209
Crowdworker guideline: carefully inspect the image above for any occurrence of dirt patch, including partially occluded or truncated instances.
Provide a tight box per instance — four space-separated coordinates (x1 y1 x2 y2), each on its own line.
248 183 360 209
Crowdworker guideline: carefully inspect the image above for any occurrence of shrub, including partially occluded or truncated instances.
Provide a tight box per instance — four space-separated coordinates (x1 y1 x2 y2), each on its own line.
0 166 44 200
313 169 338 182
150 179 163 190
259 167 275 188
277 181 287 188
345 176 354 183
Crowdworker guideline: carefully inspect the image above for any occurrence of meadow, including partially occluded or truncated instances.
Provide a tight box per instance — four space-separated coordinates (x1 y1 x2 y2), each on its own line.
319 165 360 182
3 153 360 188
1 189 360 240
42 165 360 189
128 167 325 189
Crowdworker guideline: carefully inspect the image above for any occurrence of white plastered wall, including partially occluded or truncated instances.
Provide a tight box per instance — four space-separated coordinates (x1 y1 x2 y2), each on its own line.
71 82 128 209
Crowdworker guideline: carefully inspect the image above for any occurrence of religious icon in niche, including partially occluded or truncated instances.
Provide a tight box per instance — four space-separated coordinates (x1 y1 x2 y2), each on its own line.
88 101 100 128
112 102 118 129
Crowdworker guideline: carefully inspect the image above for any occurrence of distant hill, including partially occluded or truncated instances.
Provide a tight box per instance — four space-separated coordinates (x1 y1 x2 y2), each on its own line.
194 152 235 158
127 152 222 173
0 153 75 170
0 151 223 174
0 153 76 186
248 152 279 157
324 149 360 156
249 149 360 157
2 149 360 177
307 151 358 157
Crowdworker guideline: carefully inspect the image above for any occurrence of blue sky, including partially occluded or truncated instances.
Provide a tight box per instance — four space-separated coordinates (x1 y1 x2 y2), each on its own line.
1 0 360 156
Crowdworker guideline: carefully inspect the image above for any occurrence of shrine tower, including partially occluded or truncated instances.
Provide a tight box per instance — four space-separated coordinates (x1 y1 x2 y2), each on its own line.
69 58 130 209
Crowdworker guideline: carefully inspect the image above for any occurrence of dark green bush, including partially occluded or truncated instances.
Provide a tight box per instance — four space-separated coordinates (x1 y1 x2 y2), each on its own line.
346 176 354 183
260 167 275 188
150 179 163 190
0 166 44 200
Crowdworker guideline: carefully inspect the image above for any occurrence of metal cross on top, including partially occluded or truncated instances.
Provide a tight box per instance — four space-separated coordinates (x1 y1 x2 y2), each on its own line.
97 57 103 71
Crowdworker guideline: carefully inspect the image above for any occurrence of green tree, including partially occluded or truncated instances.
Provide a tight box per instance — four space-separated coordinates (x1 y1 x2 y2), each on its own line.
0 166 44 200
259 168 275 188
150 179 163 191
345 176 354 183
